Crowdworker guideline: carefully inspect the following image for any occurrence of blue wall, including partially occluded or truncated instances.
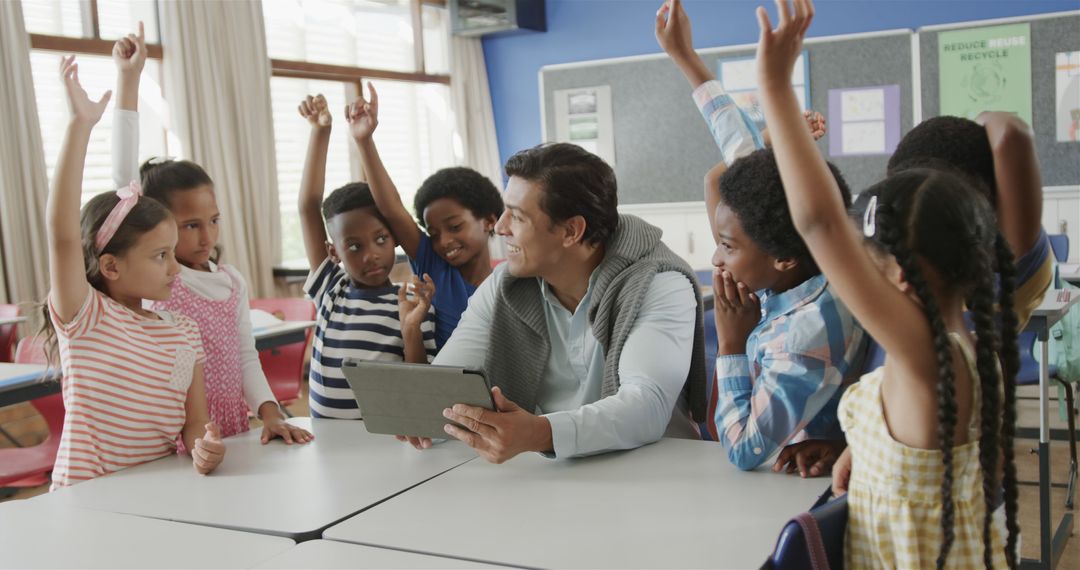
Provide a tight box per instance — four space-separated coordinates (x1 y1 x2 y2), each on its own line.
482 0 1080 168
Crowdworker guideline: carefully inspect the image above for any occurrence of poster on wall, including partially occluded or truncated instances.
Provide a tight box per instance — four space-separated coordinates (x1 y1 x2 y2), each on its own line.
828 85 901 156
1055 51 1080 142
716 51 809 130
553 85 615 166
938 23 1032 124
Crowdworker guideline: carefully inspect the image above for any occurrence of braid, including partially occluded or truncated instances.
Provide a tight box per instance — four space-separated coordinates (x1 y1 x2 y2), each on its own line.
877 204 959 569
969 245 1002 569
995 234 1021 569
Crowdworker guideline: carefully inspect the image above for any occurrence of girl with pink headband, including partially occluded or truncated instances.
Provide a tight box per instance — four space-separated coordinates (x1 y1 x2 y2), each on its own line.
42 55 226 489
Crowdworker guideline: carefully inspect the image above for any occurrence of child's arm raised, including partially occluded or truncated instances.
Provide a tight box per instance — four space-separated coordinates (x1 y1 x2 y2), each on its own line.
113 21 145 112
398 274 436 364
654 0 713 89
347 83 423 257
182 363 226 474
49 56 111 323
297 95 333 272
111 22 145 189
755 1 932 371
976 111 1043 256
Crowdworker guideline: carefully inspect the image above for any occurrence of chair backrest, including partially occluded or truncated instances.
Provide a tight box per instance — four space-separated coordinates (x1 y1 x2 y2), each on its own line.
1016 330 1040 386
14 336 65 439
0 304 20 363
249 298 315 404
1049 234 1069 264
767 494 848 570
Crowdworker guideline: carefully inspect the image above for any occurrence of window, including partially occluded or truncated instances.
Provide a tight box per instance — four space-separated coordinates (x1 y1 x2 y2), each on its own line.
266 0 455 267
264 0 415 73
270 77 356 264
22 0 160 42
29 53 169 204
23 0 169 205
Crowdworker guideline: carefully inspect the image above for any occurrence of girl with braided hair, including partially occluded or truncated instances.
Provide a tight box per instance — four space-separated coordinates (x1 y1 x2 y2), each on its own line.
754 1 1019 567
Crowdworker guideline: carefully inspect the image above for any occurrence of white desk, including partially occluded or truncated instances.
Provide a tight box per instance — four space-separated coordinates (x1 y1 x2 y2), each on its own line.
0 315 25 326
0 499 293 569
324 437 828 569
253 320 316 351
37 418 477 540
1024 289 1079 570
0 363 60 407
254 540 507 569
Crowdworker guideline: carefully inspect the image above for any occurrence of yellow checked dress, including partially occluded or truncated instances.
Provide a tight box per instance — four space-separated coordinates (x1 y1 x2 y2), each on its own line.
838 334 1007 569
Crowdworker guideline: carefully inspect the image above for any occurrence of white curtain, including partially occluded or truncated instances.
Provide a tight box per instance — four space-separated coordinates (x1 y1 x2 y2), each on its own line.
449 36 502 189
0 0 51 308
159 0 280 298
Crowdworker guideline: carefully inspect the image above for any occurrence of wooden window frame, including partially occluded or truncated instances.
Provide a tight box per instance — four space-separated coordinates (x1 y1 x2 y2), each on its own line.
269 0 450 86
27 0 164 58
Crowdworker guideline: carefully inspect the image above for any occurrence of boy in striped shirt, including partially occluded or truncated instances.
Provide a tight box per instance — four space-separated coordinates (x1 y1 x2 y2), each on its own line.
298 95 437 419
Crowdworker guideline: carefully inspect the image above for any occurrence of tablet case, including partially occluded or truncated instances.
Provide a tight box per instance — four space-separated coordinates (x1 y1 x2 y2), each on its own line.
341 360 495 439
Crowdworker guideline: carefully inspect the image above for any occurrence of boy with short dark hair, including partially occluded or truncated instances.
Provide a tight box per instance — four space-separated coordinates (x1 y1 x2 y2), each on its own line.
297 95 437 419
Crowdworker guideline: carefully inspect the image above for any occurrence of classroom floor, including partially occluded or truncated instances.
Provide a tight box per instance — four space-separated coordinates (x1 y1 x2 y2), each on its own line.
1 383 1077 568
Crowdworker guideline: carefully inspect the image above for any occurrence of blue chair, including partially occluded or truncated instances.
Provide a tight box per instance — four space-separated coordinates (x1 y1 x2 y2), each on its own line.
1049 234 1069 263
766 493 848 569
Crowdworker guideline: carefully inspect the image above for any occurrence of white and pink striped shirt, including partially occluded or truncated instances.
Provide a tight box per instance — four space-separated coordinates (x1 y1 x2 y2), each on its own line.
48 288 205 489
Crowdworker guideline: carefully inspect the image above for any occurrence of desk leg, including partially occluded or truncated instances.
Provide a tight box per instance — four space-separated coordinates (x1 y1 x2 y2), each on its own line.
1040 337 1052 568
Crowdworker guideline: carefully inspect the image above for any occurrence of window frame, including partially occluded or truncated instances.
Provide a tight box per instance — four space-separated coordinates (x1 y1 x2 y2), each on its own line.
268 0 451 88
27 0 165 59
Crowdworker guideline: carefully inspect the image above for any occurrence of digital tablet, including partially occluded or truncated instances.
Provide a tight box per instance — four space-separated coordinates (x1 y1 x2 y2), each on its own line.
341 359 495 439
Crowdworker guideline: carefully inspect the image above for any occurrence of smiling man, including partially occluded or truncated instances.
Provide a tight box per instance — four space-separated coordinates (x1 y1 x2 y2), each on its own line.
428 143 708 463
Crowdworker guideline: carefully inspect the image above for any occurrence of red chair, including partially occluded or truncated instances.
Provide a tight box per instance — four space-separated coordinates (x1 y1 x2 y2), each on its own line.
0 304 20 363
0 337 64 488
249 298 315 410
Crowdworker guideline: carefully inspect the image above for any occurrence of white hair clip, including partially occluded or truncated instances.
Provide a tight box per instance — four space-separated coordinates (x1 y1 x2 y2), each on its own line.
863 195 878 238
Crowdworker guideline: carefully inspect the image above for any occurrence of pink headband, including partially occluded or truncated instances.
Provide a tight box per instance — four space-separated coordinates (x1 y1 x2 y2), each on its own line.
95 181 143 252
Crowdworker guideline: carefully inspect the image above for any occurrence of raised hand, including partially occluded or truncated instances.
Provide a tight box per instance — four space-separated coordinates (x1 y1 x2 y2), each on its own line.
397 273 435 332
345 82 379 141
192 422 226 475
112 21 146 76
60 55 112 126
804 110 826 140
756 0 814 91
654 0 694 60
298 93 332 129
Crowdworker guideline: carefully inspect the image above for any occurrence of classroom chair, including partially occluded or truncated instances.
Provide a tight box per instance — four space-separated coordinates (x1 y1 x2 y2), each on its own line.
250 298 315 411
0 304 19 363
1049 234 1069 263
0 337 64 489
765 492 848 570
1017 329 1077 509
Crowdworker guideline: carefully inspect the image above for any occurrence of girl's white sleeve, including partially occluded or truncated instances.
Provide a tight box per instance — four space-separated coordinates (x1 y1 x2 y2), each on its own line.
112 109 140 188
228 267 279 415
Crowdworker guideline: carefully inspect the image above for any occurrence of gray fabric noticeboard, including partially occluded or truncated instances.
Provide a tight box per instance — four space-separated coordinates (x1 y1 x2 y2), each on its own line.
541 30 914 205
920 13 1080 187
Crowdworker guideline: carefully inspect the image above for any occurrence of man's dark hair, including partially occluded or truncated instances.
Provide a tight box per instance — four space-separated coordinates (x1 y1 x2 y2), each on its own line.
322 182 386 224
504 143 618 246
718 147 852 275
413 167 504 228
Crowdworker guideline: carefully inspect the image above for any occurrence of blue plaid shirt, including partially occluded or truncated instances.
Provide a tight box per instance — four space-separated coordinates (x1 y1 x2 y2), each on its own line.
707 275 868 470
